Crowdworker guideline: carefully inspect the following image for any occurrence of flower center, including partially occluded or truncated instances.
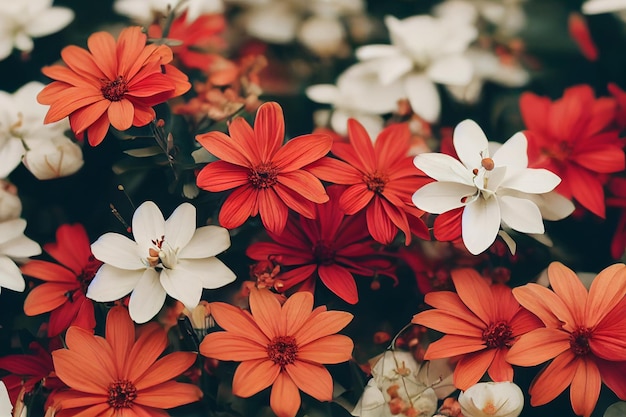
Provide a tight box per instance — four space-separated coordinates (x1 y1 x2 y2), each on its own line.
267 336 298 368
313 241 335 266
543 141 572 162
363 172 388 194
101 76 129 102
145 236 178 269
569 327 592 356
482 321 514 349
249 163 279 189
482 401 498 415
107 380 137 409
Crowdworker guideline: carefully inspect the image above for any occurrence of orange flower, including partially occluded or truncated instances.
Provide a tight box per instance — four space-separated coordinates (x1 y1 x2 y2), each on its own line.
411 268 542 390
195 102 332 235
506 262 626 417
50 306 201 416
37 26 191 146
199 288 353 417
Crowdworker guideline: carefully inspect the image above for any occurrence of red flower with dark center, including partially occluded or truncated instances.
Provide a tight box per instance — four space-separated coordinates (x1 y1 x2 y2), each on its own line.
308 120 430 246
21 224 100 337
246 186 396 304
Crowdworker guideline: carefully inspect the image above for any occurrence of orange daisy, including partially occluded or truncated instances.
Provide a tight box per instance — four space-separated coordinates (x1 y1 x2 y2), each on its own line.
50 306 201 416
412 268 542 390
195 102 332 235
37 26 191 146
199 288 354 417
507 262 626 417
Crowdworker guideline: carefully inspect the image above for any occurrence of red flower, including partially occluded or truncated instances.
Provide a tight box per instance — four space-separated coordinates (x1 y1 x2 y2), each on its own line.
308 120 430 246
520 85 624 218
148 12 226 70
21 224 100 337
246 186 396 304
196 102 332 235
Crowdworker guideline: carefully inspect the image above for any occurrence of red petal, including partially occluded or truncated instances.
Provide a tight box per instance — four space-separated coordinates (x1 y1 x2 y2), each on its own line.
196 161 250 192
258 188 289 235
346 119 376 171
318 264 358 304
218 186 258 230
253 102 285 161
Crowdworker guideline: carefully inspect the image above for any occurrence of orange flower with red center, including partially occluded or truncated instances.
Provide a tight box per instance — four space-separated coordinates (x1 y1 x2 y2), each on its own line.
507 262 626 417
50 306 201 416
37 26 191 146
307 120 430 246
199 288 354 417
412 268 542 390
195 101 332 235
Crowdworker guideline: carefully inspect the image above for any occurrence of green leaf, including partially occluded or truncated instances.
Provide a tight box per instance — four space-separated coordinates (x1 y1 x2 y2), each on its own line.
605 402 626 417
123 146 164 157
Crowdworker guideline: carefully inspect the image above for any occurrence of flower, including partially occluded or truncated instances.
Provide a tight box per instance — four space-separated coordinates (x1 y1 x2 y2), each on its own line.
195 101 332 235
0 180 22 222
308 120 430 246
458 381 524 417
22 135 84 180
0 381 11 416
520 85 624 218
582 0 626 14
22 224 100 337
88 201 236 323
246 186 396 304
351 14 477 122
199 288 354 417
411 268 543 390
37 26 191 146
412 119 565 255
114 0 223 24
0 0 74 61
506 262 626 417
50 305 202 416
0 218 41 294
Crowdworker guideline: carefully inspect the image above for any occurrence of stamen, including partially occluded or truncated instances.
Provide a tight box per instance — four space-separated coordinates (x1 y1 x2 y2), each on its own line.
363 172 388 193
249 163 279 189
267 336 298 368
482 321 514 349
101 76 129 102
569 327 592 356
107 380 137 409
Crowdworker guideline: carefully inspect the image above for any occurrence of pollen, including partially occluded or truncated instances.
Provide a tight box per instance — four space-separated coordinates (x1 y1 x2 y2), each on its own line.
267 336 298 368
569 327 592 356
107 380 137 409
481 157 495 171
482 321 514 349
101 76 129 102
364 172 388 193
249 163 279 189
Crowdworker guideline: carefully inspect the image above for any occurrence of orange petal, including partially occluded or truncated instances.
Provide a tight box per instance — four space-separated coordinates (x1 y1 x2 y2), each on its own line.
412 310 483 338
529 350 578 407
423 334 486 360
23 283 75 315
195 161 249 192
286 361 332 401
453 349 495 390
548 262 588 327
258 188 289 236
585 263 626 327
366 197 397 245
64 327 117 383
450 268 494 326
273 134 332 172
70 100 110 135
231 359 280 397
487 348 513 382
297 335 353 364
270 372 301 417
107 99 134 131
208 301 269 343
86 112 111 146
87 31 118 80
293 310 353 346
227 116 258 158
254 102 285 161
422 291 485 329
135 351 197 390
506 328 569 366
199 332 268 361
570 358 601 417
277 170 328 203
41 65 96 89
340 183 373 215
196 131 254 167
346 119 376 172
124 323 168 382
317 263 358 304
248 287 282 339
116 27 148 79
61 45 106 81
305 158 361 184
280 291 313 335
44 88 105 124
47 390 107 409
134 380 202 409
52 349 110 394
217 185 258 229
46 224 93 273
105 306 134 375
512 283 572 329
374 123 411 171
273 184 317 220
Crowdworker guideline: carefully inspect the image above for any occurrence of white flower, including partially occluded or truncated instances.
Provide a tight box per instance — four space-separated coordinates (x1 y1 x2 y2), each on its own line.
434 0 527 36
353 14 477 122
582 0 626 14
22 135 83 180
0 0 74 61
458 381 524 417
114 0 223 24
88 201 236 323
0 381 11 416
297 15 346 57
0 218 42 293
0 180 22 222
412 119 565 255
0 81 73 178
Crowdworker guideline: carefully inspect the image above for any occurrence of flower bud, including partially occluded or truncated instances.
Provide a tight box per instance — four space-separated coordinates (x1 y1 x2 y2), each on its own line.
458 381 524 417
23 136 84 180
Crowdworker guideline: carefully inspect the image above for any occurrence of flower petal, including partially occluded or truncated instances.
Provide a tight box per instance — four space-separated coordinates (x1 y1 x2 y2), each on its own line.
200 332 268 361
404 74 440 123
427 55 473 86
232 359 280 398
254 102 285 161
297 335 353 364
506 328 570 366
461 197 501 255
286 361 333 401
270 372 301 417
498 195 544 234
413 153 474 184
164 203 196 252
318 264 358 304
128 269 166 323
249 287 282 339
412 181 476 214
453 119 488 171
159 268 203 310
453 349 495 390
86 264 142 302
528 350 578 407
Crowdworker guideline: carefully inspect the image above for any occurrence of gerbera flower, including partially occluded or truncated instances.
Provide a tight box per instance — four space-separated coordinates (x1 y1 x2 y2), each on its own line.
246 186 395 304
308 120 430 246
88 201 236 323
195 101 332 235
199 288 354 417
22 224 100 337
37 26 191 146
50 305 202 416
412 268 543 390
506 262 626 417
520 85 624 218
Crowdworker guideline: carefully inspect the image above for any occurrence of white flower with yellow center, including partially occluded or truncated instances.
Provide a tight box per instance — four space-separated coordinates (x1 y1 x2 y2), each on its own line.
458 381 524 417
88 201 236 323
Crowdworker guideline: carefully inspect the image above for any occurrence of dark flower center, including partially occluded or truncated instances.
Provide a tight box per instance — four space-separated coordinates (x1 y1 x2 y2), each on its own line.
267 336 298 368
249 163 279 189
313 240 335 266
101 76 129 101
543 141 572 162
107 380 137 409
363 172 388 194
569 327 592 356
482 321 514 349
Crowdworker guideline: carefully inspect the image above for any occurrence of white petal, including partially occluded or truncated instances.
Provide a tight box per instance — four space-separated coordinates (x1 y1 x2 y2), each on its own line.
498 230 517 256
0 218 26 245
492 132 528 176
25 8 74 37
498 195 545 234
178 257 236 289
0 137 26 178
129 269 166 323
412 182 476 214
433 0 478 23
446 77 484 104
132 201 165 251
178 225 231 259
0 381 11 415
91 233 145 270
0 255 25 292
453 119 489 171
165 203 196 251
414 153 474 184
337 62 405 114
428 55 474 86
462 197 501 255
305 84 340 105
86 264 143 302
160 268 203 310
404 74 441 123
478 165 507 193
500 168 561 194
376 56 414 85
13 33 34 53
331 110 383 139
459 381 524 417
583 0 626 14
0 235 41 258
0 36 13 61
351 380 385 416
531 191 575 221
355 44 401 60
